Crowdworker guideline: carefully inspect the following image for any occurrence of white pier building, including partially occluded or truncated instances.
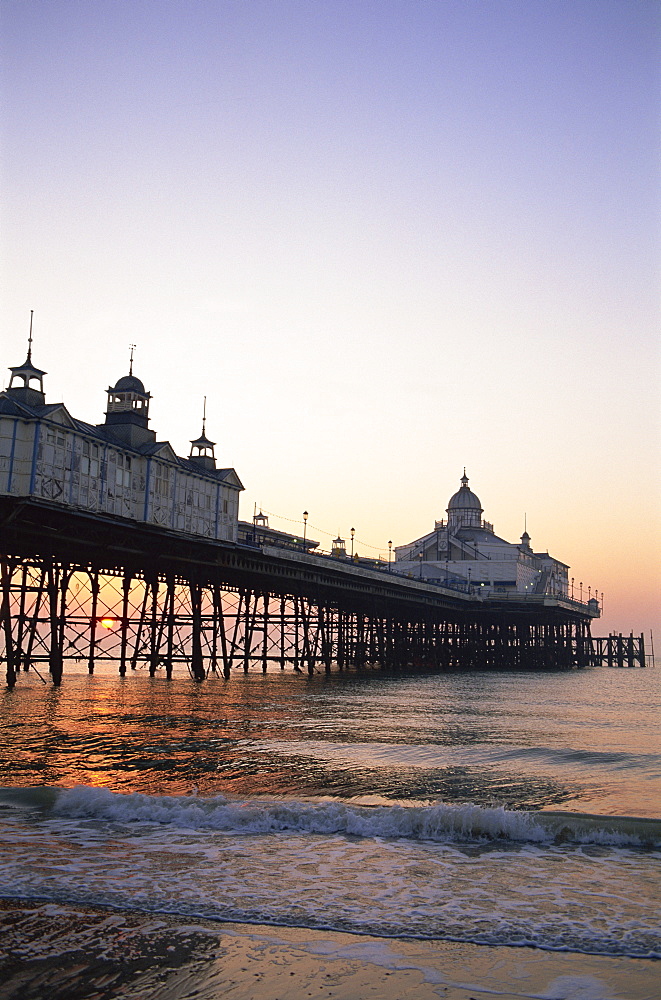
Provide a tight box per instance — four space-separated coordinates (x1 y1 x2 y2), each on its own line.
0 344 243 541
394 472 569 596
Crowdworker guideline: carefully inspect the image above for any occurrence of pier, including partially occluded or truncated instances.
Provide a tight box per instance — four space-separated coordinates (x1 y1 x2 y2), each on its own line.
0 344 603 685
1 495 598 686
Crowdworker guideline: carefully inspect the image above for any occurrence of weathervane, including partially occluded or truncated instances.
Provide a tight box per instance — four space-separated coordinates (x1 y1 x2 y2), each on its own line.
129 344 136 375
27 310 34 362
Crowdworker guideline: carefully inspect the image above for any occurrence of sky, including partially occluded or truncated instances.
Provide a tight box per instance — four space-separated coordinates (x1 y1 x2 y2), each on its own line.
1 0 659 640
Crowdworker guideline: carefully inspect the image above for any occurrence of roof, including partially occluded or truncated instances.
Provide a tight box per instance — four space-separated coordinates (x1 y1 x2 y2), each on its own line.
190 432 216 448
110 374 149 395
9 356 47 377
0 390 244 490
447 485 483 511
447 471 483 512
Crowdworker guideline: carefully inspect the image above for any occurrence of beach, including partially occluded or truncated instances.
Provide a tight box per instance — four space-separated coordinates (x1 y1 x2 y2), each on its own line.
1 900 658 1000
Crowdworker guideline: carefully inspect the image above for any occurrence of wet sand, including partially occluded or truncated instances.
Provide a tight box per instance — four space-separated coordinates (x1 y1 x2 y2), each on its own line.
0 900 657 1000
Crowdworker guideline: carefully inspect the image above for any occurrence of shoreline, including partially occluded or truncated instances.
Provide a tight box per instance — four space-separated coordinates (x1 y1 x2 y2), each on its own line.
0 900 657 1000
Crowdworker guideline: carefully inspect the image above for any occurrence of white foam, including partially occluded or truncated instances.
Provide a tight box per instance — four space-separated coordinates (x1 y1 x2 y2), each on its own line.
50 786 661 848
1 788 658 959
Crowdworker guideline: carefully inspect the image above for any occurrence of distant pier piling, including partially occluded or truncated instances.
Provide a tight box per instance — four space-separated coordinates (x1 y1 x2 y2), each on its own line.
591 633 646 668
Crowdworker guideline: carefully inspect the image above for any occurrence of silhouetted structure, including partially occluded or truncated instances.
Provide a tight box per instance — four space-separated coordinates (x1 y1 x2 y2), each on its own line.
1 334 601 686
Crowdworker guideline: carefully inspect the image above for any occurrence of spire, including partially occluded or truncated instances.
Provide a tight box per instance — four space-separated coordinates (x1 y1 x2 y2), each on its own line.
6 311 47 404
521 514 531 548
129 344 135 376
189 397 216 469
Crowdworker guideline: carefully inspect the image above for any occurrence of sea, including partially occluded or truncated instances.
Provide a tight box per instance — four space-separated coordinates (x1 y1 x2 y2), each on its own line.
0 662 659 982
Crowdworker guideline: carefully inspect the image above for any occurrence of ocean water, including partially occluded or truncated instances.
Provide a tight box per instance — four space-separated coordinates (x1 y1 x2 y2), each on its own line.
0 664 659 961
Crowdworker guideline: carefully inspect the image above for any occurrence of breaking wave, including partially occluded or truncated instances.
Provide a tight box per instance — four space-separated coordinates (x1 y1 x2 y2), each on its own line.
1 785 659 958
5 785 655 847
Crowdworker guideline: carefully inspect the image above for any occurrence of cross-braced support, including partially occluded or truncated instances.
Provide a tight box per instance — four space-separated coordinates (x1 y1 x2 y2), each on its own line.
0 554 595 685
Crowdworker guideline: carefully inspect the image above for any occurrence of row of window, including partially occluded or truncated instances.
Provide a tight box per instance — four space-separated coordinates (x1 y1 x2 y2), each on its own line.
2 420 240 542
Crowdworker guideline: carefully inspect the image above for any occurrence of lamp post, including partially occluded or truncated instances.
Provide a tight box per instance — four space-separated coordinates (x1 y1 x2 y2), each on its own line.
303 511 308 545
350 527 355 559
388 540 392 572
418 551 423 579
571 577 574 599
579 581 583 602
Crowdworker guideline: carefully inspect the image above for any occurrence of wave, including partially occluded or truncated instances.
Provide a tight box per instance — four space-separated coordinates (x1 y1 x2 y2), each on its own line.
491 745 661 771
3 786 658 848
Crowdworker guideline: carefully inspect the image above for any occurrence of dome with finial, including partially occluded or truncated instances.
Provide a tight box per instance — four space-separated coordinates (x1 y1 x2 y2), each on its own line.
447 469 483 513
112 373 147 394
102 345 155 446
108 345 150 400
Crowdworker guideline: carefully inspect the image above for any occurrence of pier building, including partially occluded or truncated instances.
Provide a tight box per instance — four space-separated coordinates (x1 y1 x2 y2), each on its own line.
238 510 320 552
0 346 243 541
394 472 569 596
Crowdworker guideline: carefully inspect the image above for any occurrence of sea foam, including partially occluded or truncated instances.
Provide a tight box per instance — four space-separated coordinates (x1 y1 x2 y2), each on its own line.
41 786 661 848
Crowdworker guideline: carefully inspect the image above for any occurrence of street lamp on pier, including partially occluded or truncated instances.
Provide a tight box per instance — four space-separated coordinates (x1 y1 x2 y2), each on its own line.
350 527 355 560
418 551 423 579
303 511 308 545
388 540 392 572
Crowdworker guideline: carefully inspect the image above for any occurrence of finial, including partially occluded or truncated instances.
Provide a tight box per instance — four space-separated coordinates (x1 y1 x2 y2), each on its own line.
524 512 527 533
129 344 136 375
27 310 34 362
202 395 207 435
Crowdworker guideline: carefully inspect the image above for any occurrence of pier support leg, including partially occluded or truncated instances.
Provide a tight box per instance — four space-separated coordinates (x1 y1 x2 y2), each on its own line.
87 571 99 674
148 576 160 676
1 559 16 689
47 561 64 686
165 574 175 679
119 573 132 677
190 580 205 682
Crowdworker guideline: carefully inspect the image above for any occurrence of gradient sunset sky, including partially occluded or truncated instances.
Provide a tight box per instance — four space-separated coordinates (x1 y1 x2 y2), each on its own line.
1 0 659 638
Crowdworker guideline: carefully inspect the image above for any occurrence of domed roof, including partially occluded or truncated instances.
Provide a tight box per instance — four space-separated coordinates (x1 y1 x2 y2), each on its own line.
112 374 147 394
447 471 483 512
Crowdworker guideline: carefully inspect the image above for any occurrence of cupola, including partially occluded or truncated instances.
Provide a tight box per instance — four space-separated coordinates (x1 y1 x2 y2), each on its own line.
331 536 347 558
189 399 216 470
6 312 46 406
446 470 483 529
101 347 156 447
253 510 269 529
